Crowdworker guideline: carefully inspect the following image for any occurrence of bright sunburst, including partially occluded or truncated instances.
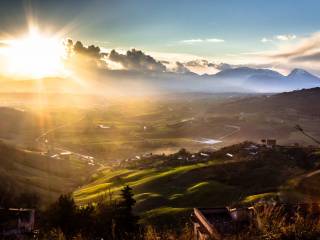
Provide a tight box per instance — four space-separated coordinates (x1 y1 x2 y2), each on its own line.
3 28 65 78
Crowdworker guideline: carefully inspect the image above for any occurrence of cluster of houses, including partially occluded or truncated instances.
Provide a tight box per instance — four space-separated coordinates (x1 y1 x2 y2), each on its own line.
119 139 280 169
119 149 217 168
49 150 96 166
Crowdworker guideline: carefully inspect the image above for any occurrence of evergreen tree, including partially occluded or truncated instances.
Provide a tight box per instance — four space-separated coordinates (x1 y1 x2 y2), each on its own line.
47 194 78 240
116 185 139 239
120 185 136 213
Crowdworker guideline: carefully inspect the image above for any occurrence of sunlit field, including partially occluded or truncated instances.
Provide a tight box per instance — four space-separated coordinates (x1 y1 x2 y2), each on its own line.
1 1 320 239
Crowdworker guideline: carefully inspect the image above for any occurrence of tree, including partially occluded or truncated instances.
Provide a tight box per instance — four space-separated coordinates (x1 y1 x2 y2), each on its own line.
120 185 136 213
47 195 78 240
116 185 139 239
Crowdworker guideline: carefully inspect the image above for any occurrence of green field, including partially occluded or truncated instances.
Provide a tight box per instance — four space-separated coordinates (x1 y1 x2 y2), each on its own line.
74 144 320 223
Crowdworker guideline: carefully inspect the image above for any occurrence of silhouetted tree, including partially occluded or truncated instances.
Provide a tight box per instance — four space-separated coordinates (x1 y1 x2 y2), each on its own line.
76 204 95 239
47 195 78 240
115 185 139 239
120 185 136 213
42 187 140 239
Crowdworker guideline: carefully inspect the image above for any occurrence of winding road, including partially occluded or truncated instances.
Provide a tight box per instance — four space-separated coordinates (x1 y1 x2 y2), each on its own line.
34 117 105 168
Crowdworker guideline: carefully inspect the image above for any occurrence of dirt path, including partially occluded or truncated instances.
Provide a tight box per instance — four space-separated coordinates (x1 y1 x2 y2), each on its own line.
218 124 241 140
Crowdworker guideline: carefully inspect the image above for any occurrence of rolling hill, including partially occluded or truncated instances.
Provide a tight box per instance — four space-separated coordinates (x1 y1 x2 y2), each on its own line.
73 142 320 224
0 140 94 206
211 87 320 116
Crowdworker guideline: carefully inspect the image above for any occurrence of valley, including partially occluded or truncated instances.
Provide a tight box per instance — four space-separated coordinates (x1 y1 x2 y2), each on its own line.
1 88 320 217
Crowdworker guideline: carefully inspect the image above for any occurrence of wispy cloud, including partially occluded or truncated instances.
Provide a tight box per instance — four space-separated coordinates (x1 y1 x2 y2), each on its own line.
271 32 320 59
261 38 272 43
206 38 225 43
180 38 224 44
261 34 297 43
275 34 297 41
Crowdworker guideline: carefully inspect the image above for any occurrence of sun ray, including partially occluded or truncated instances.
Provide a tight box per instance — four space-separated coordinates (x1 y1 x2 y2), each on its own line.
2 27 67 79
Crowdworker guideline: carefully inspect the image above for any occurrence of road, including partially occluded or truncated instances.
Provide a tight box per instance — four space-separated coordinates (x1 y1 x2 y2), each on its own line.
35 116 85 142
34 117 105 168
218 125 241 140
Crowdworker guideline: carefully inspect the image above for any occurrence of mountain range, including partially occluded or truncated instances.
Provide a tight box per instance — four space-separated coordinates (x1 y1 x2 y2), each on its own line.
1 67 319 94
201 67 320 92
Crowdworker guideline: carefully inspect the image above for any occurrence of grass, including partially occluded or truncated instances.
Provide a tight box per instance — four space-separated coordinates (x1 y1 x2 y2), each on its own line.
187 181 210 192
74 160 247 218
74 164 205 203
0 141 94 205
73 144 320 224
242 192 279 204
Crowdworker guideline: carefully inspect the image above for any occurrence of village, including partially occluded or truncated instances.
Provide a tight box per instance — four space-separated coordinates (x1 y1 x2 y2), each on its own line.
118 138 305 169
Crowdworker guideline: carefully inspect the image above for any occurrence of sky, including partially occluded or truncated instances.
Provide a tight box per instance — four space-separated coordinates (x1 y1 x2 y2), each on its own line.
1 0 320 75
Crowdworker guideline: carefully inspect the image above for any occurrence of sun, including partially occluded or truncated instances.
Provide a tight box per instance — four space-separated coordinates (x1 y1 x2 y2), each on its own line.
4 28 66 78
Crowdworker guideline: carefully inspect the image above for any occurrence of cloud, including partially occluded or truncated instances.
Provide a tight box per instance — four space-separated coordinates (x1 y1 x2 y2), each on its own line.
271 32 320 59
275 34 297 41
292 52 320 62
64 39 109 70
174 61 190 73
261 38 272 43
185 59 209 67
65 39 107 60
206 38 225 43
210 63 233 70
72 40 104 59
184 60 232 70
109 49 166 72
180 38 224 44
181 39 203 44
247 32 320 75
261 34 297 44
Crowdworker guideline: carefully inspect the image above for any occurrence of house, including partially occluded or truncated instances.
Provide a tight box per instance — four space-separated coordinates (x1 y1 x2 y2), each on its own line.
192 207 254 240
261 139 277 148
0 208 35 238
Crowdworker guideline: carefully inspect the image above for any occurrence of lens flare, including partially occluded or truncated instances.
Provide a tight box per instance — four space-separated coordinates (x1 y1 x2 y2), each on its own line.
3 28 66 78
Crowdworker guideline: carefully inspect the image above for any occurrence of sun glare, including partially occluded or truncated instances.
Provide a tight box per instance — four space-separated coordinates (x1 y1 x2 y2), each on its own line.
4 28 65 78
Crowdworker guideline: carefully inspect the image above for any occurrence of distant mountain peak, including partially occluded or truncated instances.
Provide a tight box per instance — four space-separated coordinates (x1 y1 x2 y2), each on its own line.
288 68 317 78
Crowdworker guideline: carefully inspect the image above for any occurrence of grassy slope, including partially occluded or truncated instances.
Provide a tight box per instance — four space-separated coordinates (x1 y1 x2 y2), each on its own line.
74 145 318 224
0 141 94 205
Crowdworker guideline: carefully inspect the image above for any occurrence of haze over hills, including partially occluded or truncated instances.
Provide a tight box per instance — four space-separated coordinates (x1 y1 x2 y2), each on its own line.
211 87 320 116
1 67 319 95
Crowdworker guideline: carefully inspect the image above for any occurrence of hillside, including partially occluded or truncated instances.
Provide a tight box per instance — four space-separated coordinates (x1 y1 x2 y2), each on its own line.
0 107 40 144
0 141 94 206
211 87 320 116
74 142 320 225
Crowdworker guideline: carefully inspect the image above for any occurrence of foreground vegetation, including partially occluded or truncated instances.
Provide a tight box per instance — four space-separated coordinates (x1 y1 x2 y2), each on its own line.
34 189 320 240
